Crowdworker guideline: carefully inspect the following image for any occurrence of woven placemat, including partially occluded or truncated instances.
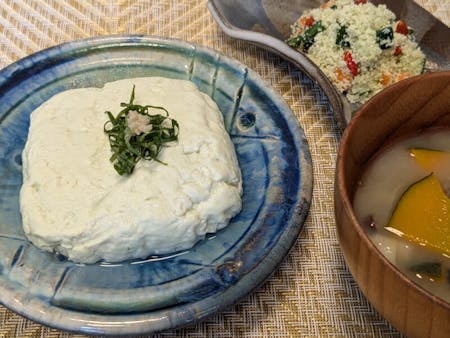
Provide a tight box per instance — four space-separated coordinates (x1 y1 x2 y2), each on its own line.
0 1 448 337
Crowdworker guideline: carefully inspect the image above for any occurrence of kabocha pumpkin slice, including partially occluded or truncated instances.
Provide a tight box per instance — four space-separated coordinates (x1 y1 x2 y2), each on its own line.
386 173 450 256
410 147 450 197
410 148 450 183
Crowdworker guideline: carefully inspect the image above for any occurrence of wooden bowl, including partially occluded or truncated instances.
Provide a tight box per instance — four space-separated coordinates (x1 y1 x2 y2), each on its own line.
335 71 450 338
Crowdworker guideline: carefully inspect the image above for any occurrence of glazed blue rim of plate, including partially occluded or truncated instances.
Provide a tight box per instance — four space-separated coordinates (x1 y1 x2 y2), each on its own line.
0 35 313 335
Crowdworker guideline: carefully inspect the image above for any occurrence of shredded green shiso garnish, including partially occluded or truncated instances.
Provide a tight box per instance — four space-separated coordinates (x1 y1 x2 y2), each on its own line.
104 85 179 176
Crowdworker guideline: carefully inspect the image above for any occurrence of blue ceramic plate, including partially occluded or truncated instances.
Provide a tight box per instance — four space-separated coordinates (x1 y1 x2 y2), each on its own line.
0 36 312 335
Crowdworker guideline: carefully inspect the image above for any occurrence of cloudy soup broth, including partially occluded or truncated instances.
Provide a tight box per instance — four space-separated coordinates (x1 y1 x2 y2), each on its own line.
353 128 450 303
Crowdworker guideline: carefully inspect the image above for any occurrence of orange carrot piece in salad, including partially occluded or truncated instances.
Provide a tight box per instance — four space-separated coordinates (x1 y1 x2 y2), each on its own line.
396 73 410 81
321 0 335 9
380 72 391 86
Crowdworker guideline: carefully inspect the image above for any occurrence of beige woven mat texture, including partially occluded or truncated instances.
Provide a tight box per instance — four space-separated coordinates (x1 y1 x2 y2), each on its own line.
0 1 448 337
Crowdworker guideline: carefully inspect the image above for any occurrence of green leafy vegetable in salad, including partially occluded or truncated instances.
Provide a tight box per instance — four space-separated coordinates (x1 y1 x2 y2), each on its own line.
336 24 350 48
287 20 324 52
104 85 179 176
376 26 394 49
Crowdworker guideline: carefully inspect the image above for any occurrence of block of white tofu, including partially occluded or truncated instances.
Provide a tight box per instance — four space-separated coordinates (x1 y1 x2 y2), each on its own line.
20 77 242 264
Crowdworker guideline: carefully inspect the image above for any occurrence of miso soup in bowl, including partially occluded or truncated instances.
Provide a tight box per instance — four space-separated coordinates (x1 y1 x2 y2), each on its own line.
353 128 450 303
335 71 450 337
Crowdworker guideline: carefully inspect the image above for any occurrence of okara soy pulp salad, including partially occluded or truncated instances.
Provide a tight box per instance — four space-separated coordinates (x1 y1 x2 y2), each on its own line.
287 0 426 104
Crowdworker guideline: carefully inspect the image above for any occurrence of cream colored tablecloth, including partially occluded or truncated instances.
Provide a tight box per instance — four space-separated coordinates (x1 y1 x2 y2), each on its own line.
0 1 448 337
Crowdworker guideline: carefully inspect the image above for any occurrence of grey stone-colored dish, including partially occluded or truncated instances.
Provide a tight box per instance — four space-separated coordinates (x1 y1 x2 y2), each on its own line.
208 0 450 130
